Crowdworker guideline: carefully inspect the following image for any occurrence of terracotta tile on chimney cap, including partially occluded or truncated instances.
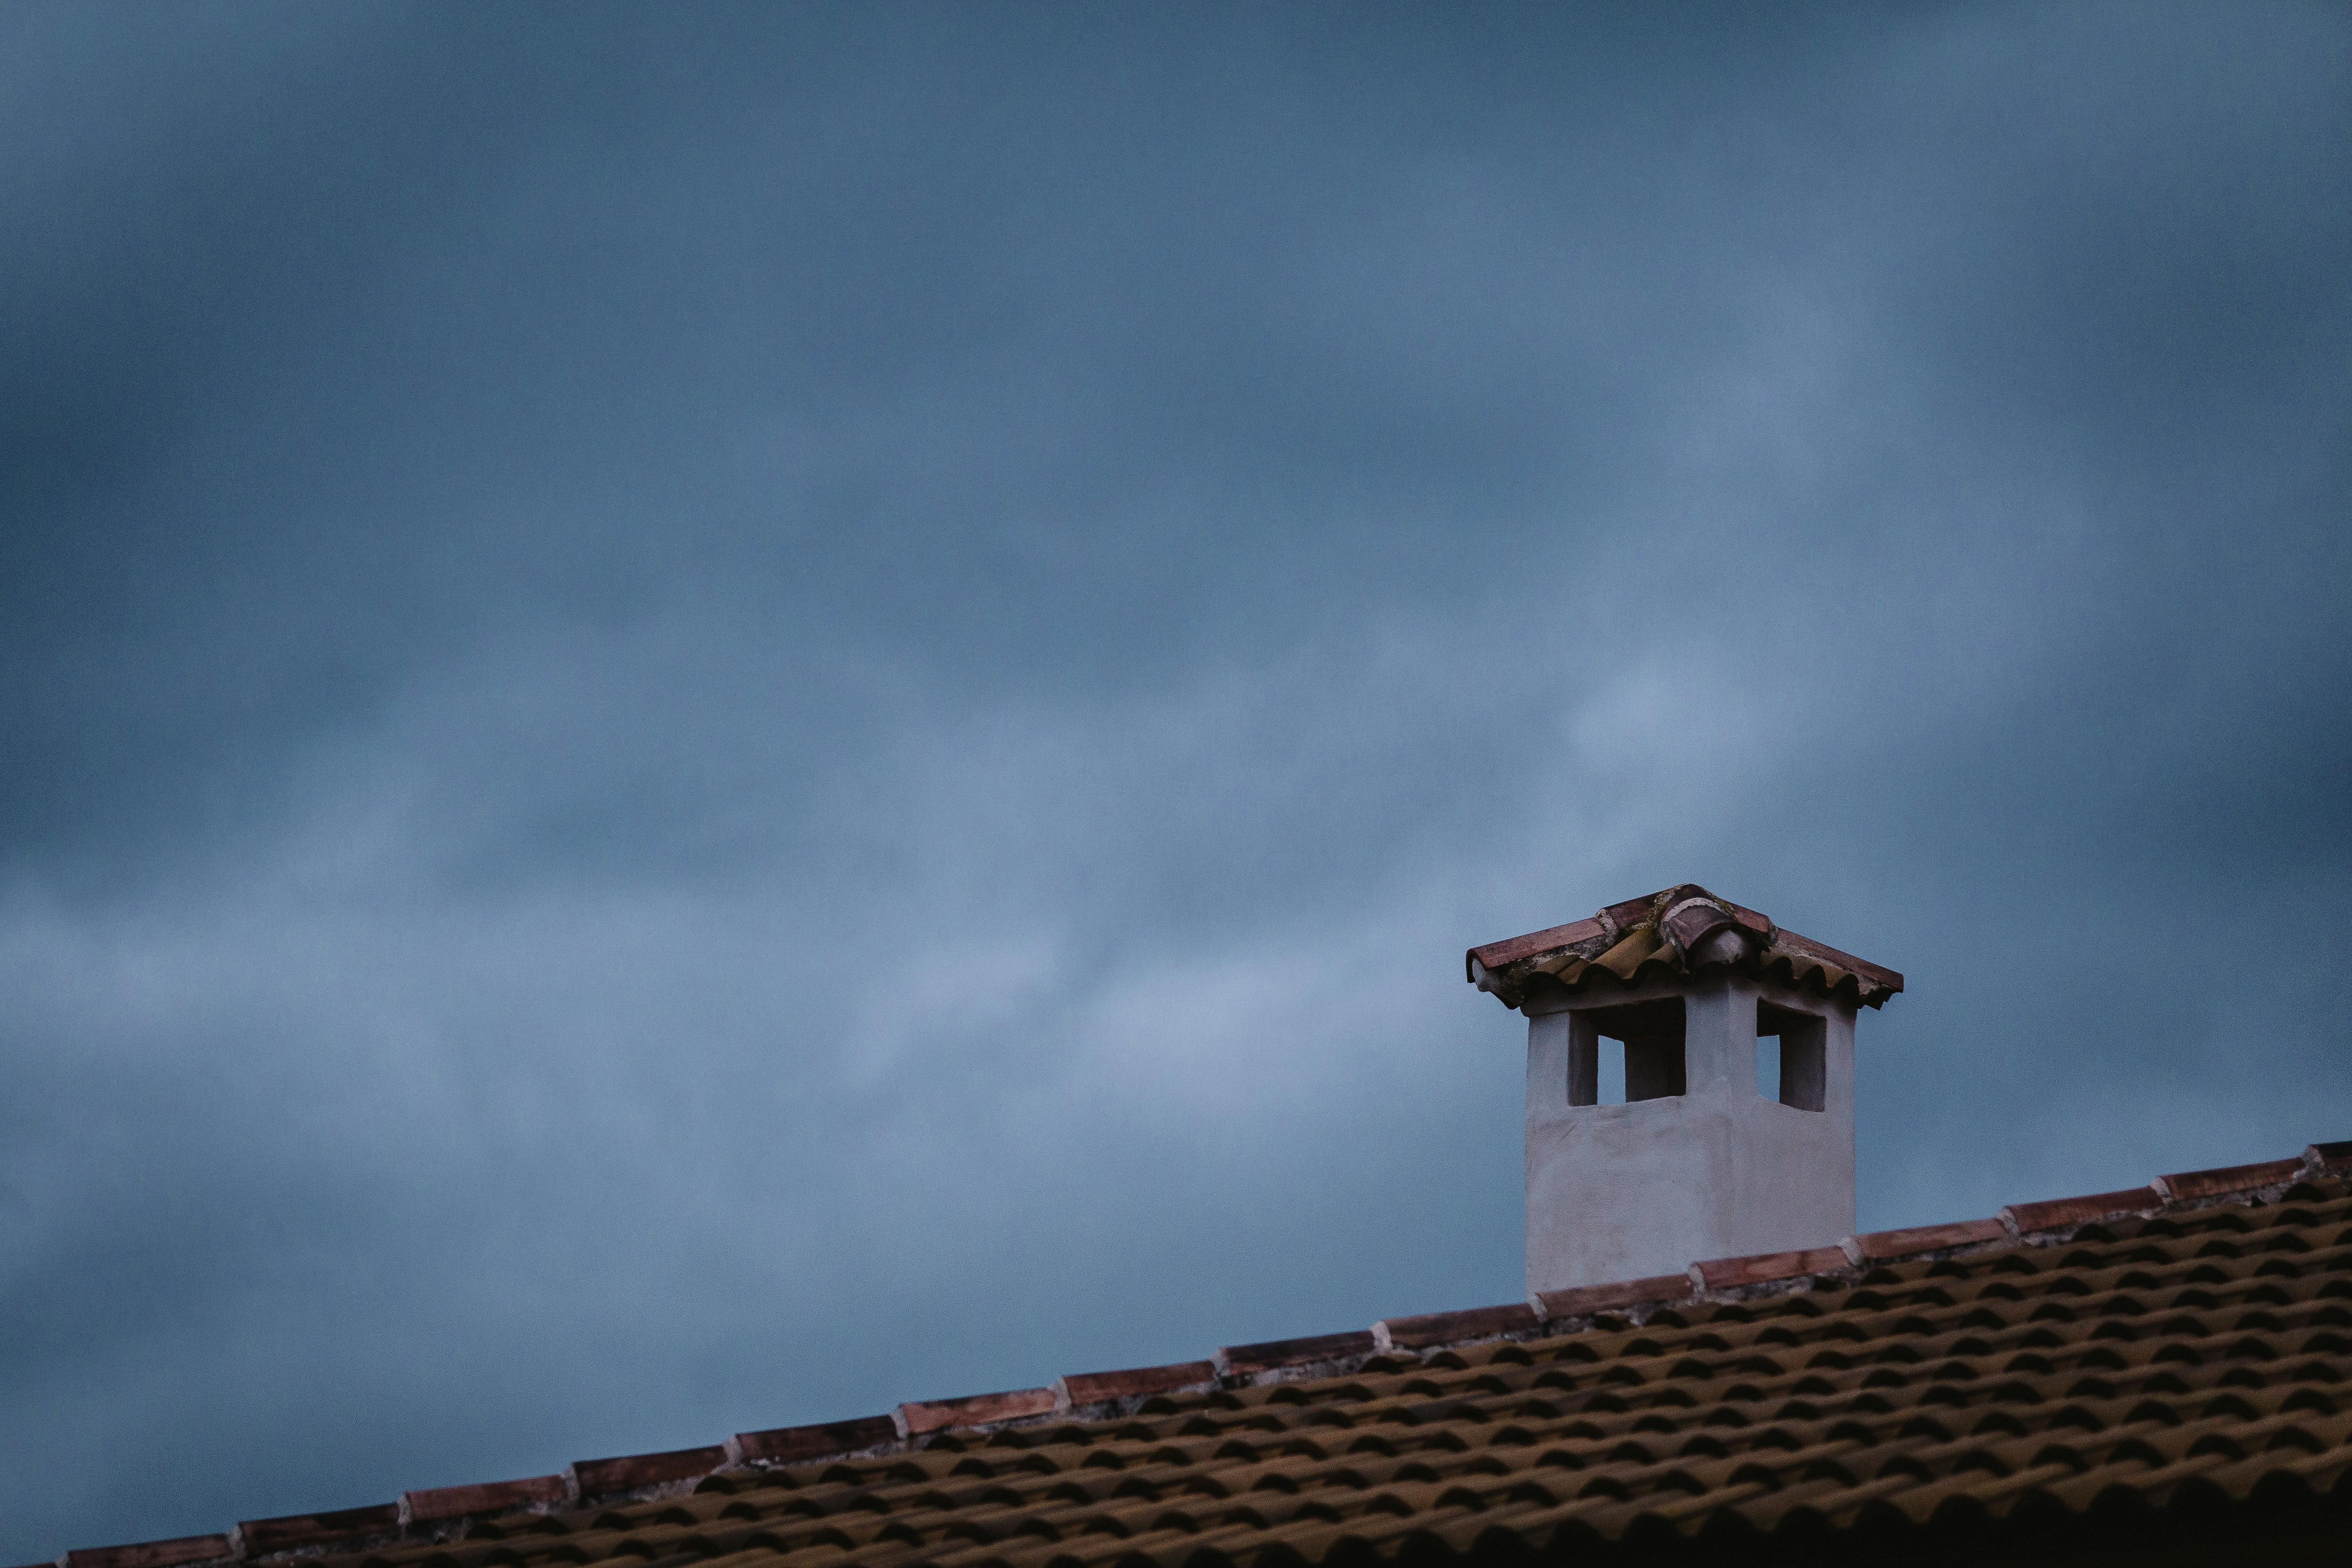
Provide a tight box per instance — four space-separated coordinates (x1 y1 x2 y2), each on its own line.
1464 916 1608 978
1372 1302 1539 1351
399 1475 569 1525
566 1446 727 1498
894 1387 1057 1438
2001 1187 2164 1234
1842 1217 2009 1265
233 1504 401 1554
1215 1330 1376 1376
2153 1158 2304 1203
728 1415 899 1467
1690 1245 1848 1292
63 1538 234 1568
1531 1274 1693 1321
1055 1361 1218 1409
2304 1140 2352 1174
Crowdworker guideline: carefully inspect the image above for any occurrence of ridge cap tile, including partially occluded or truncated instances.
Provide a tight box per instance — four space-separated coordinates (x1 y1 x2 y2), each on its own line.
894 1385 1057 1438
231 1503 400 1554
1844 1217 2010 1263
2307 1139 2352 1172
566 1444 727 1497
63 1538 234 1568
728 1413 900 1466
1372 1302 1539 1351
2155 1158 2305 1202
398 1474 569 1524
1055 1360 1219 1409
1531 1273 1694 1321
2002 1186 2165 1233
1215 1330 1377 1375
1691 1244 1849 1291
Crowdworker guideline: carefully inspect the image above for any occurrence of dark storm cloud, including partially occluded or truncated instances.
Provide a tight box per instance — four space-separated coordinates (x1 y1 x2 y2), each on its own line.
4 2 2348 1559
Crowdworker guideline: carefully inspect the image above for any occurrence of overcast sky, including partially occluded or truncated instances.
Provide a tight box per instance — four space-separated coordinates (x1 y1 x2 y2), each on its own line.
3 2 2348 1559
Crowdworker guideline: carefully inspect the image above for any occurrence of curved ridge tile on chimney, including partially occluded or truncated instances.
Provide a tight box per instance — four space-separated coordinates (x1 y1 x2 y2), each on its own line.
1466 883 1902 1011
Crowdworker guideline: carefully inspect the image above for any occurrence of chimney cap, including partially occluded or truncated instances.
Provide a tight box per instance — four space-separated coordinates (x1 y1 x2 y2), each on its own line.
1467 883 1902 1012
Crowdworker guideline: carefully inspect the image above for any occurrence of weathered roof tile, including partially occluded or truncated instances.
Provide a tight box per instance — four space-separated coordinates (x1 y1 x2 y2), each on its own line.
398 1475 567 1524
1467 884 1903 1010
1055 1360 1218 1408
565 1446 725 1498
1531 1271 1694 1321
1692 1243 1849 1290
2310 1139 2352 1174
46 1140 2352 1568
1372 1302 1539 1350
893 1386 1056 1437
726 1415 897 1466
2155 1157 2305 1201
63 1537 233 1568
1214 1330 1376 1375
2002 1185 2164 1233
232 1505 399 1556
1844 1216 2009 1263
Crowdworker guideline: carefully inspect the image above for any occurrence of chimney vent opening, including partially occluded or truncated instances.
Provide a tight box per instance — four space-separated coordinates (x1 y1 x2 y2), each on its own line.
1756 1000 1827 1112
1566 997 1686 1107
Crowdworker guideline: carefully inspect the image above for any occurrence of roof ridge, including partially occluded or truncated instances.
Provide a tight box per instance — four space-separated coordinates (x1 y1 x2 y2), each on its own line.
41 1138 2352 1568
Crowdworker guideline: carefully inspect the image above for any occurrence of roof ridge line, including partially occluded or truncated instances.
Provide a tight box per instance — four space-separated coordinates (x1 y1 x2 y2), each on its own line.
47 1139 2351 1568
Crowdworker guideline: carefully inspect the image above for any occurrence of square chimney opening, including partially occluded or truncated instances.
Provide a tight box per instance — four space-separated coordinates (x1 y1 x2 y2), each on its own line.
1757 1000 1827 1112
1568 997 1686 1106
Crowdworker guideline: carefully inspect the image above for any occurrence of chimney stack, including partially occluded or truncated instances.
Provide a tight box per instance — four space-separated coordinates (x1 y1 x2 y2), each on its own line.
1467 886 1902 1296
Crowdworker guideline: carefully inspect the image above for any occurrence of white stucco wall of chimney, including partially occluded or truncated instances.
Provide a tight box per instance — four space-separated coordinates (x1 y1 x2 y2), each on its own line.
1522 972 1856 1296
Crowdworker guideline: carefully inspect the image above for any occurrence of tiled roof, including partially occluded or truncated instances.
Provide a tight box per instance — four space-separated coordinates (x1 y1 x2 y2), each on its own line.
41 1141 2352 1568
1465 886 1904 1011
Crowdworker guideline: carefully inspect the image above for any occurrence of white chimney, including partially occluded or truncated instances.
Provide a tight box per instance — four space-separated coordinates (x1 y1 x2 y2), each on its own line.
1467 885 1902 1297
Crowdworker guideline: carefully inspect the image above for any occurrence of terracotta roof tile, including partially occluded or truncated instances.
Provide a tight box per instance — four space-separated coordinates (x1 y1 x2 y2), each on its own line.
1844 1216 2009 1263
1692 1242 1850 1290
1467 883 1904 1010
63 1537 233 1568
2156 1157 2307 1201
1372 1301 1539 1350
1532 1271 1694 1321
2003 1184 2165 1233
1214 1330 1376 1375
565 1446 727 1499
48 1138 2352 1568
726 1414 898 1466
893 1386 1057 1437
1055 1360 1218 1408
398 1475 566 1524
230 1505 398 1556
